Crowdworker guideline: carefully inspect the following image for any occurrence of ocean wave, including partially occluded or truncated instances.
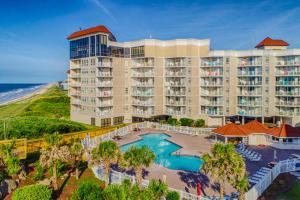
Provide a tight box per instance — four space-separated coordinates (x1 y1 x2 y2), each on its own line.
0 85 45 104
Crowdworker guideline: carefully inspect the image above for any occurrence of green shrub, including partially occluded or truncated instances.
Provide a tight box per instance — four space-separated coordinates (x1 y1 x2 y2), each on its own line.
49 160 67 178
71 179 103 200
33 161 44 181
167 118 178 126
194 119 205 127
12 184 52 200
179 118 194 127
166 191 180 200
0 116 87 139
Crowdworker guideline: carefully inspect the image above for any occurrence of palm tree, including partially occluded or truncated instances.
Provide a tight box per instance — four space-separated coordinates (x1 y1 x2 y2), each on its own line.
123 146 155 187
201 143 246 200
40 133 71 190
235 177 249 200
92 140 120 185
70 139 84 180
147 179 168 199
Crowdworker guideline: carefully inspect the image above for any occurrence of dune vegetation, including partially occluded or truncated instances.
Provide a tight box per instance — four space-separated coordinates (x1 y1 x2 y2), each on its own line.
0 86 90 140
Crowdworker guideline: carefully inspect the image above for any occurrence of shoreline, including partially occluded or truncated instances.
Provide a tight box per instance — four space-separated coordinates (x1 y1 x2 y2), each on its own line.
0 83 56 106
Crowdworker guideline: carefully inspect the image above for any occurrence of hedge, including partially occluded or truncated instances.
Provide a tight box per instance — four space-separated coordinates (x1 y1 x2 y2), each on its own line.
12 184 52 200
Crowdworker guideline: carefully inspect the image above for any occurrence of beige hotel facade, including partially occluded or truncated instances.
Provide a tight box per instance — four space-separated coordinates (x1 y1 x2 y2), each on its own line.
67 25 300 127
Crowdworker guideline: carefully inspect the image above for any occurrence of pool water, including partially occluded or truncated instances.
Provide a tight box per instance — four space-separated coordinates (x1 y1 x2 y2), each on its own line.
120 133 203 172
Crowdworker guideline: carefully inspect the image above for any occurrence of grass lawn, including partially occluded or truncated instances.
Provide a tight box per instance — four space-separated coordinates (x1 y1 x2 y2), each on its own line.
277 182 300 200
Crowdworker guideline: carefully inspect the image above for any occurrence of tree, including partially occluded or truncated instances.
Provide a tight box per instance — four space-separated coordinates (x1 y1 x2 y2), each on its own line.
194 119 205 127
147 179 168 199
179 118 194 127
70 139 84 180
167 118 177 126
235 177 249 200
40 133 71 190
201 143 246 200
12 184 52 200
124 146 155 187
92 140 120 185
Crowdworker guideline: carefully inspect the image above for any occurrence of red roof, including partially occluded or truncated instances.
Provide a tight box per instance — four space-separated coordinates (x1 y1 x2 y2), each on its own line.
266 124 300 138
241 120 269 133
67 25 111 40
255 37 289 48
213 123 253 137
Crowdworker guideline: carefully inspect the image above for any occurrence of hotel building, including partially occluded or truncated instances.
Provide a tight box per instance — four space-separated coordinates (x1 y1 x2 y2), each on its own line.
67 25 300 127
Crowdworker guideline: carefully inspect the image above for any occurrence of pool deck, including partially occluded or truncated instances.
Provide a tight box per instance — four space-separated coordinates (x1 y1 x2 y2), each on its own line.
115 128 300 197
116 128 235 196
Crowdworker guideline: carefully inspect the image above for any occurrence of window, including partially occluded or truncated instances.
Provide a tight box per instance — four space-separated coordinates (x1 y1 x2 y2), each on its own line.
101 118 111 127
113 116 124 125
70 37 90 59
131 46 145 58
91 118 96 126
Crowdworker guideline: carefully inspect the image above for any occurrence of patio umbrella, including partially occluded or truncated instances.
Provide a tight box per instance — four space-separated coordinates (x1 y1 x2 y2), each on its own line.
274 150 277 161
197 182 201 196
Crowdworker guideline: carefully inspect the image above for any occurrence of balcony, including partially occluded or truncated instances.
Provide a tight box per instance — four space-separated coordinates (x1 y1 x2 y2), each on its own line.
275 101 300 107
132 101 154 106
238 91 262 96
165 71 186 77
275 91 300 96
166 109 186 116
132 91 154 96
97 101 113 107
165 101 186 106
71 99 81 105
133 109 154 116
201 101 223 106
96 110 112 117
201 109 223 116
276 110 300 116
237 71 262 76
201 57 223 67
237 109 262 116
69 74 81 79
97 91 113 97
69 82 81 87
96 82 113 87
97 72 113 77
276 60 300 66
97 62 112 68
131 72 154 78
276 81 300 86
166 90 186 96
70 90 81 96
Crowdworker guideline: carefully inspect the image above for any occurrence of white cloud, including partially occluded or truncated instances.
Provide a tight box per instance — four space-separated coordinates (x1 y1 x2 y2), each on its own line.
88 0 116 22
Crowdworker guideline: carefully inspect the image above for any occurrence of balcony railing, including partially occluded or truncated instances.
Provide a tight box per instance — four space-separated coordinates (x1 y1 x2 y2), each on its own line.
165 101 186 106
97 72 113 77
166 91 186 96
201 110 223 116
276 61 300 66
133 110 154 115
237 110 262 116
201 91 223 96
69 82 81 87
131 73 154 77
132 101 154 106
71 99 81 105
97 62 112 68
275 91 300 96
70 91 81 96
237 102 262 106
275 102 300 107
97 101 113 107
97 91 113 97
166 110 186 116
165 72 186 77
69 74 81 78
96 110 112 116
201 102 223 106
96 82 113 87
276 81 300 86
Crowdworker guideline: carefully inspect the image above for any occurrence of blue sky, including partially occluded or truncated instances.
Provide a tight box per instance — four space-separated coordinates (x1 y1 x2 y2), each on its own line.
0 0 300 83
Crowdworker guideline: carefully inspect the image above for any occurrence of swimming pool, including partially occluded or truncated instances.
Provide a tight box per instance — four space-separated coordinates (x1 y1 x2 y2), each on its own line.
120 133 203 172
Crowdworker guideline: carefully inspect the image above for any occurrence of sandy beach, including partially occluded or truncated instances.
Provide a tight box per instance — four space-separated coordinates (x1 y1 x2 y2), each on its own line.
0 83 56 106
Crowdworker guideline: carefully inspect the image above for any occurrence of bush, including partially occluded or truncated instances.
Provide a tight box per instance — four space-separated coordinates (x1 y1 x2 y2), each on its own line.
167 118 178 126
0 116 87 139
179 118 194 127
33 161 44 181
49 160 67 178
194 119 205 127
166 191 180 200
12 184 52 200
71 179 103 200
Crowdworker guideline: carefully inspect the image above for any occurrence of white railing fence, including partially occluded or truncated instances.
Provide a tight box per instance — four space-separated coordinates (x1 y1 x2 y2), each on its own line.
82 122 213 150
83 122 300 200
245 158 300 200
92 165 210 200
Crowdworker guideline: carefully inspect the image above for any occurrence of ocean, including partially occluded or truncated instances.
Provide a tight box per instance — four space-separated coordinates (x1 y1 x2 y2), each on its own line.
0 83 45 105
